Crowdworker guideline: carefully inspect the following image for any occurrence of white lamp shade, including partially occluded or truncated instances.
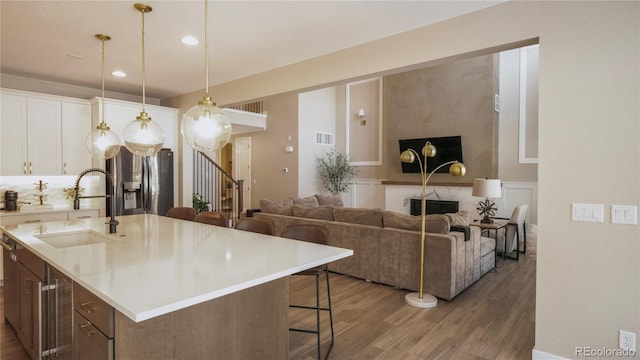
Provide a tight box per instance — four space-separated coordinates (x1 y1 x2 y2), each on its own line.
472 178 502 198
181 101 232 152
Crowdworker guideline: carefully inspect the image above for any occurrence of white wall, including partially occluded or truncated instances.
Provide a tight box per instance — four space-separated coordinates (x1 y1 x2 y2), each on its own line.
297 87 337 197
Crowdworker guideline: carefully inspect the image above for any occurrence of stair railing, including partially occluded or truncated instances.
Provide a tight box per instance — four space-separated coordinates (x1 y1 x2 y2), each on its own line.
193 151 243 226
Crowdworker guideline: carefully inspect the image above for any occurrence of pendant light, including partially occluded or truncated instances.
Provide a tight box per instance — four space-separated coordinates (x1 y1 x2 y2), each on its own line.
85 34 121 160
123 3 164 157
181 0 232 152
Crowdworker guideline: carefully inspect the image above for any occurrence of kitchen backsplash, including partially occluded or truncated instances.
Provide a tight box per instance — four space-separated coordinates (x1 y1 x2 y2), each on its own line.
0 176 102 210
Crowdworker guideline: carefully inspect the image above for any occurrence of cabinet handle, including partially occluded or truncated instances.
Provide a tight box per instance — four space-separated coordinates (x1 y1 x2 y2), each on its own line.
79 323 97 336
29 161 32 174
0 241 13 251
24 219 42 224
24 277 33 294
76 216 91 219
79 301 97 314
63 162 67 175
23 162 27 174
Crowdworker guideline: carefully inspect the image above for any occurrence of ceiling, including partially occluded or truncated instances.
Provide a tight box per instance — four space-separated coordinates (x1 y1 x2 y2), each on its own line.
1 1 503 101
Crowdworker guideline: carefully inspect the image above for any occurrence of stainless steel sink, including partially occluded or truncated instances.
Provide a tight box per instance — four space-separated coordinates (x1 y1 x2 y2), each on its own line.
36 230 113 248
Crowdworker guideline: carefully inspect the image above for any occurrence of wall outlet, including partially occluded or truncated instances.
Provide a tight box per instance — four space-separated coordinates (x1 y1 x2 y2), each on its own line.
619 330 636 352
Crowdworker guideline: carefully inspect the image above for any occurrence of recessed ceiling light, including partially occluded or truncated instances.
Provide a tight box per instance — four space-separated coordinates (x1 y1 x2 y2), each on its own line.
181 35 199 46
112 70 126 78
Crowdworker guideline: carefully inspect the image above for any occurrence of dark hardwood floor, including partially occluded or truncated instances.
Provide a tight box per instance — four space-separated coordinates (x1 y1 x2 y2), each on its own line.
1 252 535 360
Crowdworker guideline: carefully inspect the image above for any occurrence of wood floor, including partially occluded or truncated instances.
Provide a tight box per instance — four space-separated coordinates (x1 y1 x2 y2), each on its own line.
1 253 535 360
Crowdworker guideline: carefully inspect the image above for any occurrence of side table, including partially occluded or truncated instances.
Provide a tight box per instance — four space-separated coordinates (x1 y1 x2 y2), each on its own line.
470 220 507 269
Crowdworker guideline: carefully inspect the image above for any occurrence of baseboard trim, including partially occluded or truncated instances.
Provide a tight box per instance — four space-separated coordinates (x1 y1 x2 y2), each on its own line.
532 348 570 360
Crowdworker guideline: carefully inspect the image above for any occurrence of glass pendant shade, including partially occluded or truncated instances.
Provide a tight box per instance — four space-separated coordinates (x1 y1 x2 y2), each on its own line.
85 124 121 160
124 3 164 157
182 97 232 152
123 112 164 156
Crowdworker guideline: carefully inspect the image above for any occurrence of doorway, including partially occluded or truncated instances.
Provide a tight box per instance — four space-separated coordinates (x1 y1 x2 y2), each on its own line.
234 137 252 211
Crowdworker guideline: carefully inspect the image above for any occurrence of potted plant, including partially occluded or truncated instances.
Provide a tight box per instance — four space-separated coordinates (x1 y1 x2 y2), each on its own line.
192 193 210 213
315 150 357 195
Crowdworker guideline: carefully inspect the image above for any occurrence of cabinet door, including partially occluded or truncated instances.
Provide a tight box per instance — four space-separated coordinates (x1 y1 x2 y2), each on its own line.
17 263 41 359
0 93 28 175
62 101 91 175
27 97 62 175
3 248 19 328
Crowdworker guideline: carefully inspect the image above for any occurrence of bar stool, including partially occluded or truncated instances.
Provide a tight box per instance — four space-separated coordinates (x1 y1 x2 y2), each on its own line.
195 211 228 228
235 218 274 235
281 224 334 360
165 207 196 221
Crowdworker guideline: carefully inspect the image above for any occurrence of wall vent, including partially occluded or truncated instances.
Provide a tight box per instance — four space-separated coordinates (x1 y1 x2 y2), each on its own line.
315 132 334 145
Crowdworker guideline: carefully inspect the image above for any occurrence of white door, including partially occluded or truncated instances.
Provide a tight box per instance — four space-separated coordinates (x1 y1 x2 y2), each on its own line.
235 137 251 211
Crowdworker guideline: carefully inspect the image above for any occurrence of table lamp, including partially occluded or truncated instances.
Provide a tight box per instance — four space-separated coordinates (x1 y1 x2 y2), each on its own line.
472 178 502 223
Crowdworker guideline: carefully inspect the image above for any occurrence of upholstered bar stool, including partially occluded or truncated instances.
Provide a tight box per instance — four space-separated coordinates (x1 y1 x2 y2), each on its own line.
195 211 229 228
281 224 334 360
235 218 274 235
165 207 196 221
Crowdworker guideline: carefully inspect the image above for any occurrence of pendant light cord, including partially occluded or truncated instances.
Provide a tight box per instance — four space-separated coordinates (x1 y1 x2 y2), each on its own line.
205 0 209 98
101 38 106 126
141 9 146 112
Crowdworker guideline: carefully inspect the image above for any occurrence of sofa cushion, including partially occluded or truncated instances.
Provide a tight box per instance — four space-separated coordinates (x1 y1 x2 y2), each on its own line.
333 207 383 227
291 204 334 221
292 195 319 207
259 198 294 216
314 193 344 207
382 211 450 234
445 210 470 226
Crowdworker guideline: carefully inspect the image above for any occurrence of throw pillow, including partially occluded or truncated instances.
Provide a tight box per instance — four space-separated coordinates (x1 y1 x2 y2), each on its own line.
259 198 294 216
333 207 383 227
314 193 344 207
382 211 451 234
292 195 320 208
291 204 334 221
445 210 470 226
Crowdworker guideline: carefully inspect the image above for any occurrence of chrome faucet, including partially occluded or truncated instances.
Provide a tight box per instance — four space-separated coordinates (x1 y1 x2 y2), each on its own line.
74 168 119 234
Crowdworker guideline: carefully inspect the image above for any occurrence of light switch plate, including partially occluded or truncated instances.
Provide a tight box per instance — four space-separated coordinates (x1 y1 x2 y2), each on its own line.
612 205 637 225
572 203 604 223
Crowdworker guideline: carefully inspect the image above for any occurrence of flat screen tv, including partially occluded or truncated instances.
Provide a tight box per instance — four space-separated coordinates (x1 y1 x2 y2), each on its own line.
399 136 463 173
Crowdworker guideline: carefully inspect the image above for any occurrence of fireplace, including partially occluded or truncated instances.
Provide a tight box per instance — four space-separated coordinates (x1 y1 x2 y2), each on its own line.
410 199 459 216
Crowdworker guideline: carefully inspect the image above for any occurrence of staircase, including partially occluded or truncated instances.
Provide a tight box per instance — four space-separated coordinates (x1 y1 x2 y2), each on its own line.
193 151 244 225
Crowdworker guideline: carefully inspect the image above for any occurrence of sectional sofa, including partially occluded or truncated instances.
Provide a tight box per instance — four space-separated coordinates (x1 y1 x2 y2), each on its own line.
256 195 495 301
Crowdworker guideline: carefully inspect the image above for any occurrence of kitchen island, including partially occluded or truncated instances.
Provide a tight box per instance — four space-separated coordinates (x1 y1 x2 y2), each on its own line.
2 214 352 359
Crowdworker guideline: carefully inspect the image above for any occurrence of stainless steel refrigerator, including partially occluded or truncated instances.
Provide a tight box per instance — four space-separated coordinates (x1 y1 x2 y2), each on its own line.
106 148 174 216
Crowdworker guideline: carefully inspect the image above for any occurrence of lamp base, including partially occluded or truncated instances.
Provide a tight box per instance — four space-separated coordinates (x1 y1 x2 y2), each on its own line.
405 292 438 308
480 217 494 224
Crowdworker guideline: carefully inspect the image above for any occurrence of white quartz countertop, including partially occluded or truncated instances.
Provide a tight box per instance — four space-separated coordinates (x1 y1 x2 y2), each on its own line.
1 214 352 322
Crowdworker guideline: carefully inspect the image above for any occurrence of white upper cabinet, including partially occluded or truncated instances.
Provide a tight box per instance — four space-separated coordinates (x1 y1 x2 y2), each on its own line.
27 97 62 175
0 89 91 176
61 101 92 175
0 93 28 175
